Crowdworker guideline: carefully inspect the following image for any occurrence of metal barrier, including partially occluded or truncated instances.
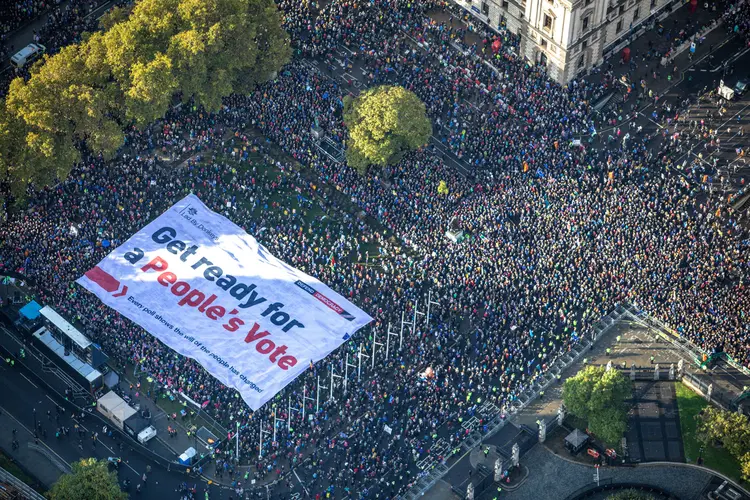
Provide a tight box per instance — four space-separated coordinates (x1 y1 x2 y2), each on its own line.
0 465 47 500
0 341 192 475
399 303 632 500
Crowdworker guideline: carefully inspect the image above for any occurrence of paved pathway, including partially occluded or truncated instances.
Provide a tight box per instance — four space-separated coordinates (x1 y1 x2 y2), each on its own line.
493 444 713 500
627 380 685 463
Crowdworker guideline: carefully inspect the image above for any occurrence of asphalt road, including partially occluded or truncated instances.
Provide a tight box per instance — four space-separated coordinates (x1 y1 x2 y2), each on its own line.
0 326 259 500
0 0 116 76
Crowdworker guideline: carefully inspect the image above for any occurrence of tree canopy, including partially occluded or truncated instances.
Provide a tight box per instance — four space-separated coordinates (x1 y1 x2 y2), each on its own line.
48 458 127 500
0 0 290 201
742 451 750 482
343 85 431 174
696 405 750 480
563 365 631 446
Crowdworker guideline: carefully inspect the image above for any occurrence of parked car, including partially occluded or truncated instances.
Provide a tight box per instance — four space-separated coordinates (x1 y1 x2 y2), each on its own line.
734 78 749 97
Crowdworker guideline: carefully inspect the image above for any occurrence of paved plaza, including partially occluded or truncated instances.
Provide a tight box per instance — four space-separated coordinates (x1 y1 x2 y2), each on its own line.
627 380 685 463
426 315 750 499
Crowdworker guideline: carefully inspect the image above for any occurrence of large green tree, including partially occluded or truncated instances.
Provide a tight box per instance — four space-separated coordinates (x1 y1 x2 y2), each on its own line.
48 458 127 500
1 0 290 202
4 36 121 193
343 85 431 174
696 406 750 475
105 0 290 123
741 452 750 482
563 365 631 446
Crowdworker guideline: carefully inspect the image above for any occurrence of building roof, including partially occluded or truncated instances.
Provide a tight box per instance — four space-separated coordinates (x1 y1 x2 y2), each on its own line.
35 328 101 383
564 428 589 448
39 306 91 349
11 43 43 61
19 300 42 320
97 390 125 411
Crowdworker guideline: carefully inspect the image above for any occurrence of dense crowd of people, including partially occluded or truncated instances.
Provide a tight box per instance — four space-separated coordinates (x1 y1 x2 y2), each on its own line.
0 0 749 498
1 0 58 38
0 0 113 97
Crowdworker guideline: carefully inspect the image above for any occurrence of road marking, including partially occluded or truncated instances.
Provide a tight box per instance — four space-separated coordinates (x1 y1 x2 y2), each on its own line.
155 435 174 451
597 33 736 136
72 417 140 476
293 469 311 498
673 102 750 167
152 412 167 422
20 373 38 388
638 111 665 129
85 0 116 21
710 46 750 72
0 402 72 468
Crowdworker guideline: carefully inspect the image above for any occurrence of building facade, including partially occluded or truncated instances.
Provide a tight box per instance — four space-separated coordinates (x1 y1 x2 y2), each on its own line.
451 0 680 83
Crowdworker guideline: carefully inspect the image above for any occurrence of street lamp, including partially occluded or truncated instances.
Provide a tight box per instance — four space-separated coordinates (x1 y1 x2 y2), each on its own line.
33 408 37 430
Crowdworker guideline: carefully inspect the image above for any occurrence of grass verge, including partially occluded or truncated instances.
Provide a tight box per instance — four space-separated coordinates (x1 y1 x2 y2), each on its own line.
0 448 46 493
675 382 744 484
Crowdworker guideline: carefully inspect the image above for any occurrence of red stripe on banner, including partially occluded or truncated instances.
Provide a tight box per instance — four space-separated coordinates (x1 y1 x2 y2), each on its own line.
84 266 120 293
312 291 344 314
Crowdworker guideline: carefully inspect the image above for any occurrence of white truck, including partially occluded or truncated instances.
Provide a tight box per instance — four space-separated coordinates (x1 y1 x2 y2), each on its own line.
718 80 735 101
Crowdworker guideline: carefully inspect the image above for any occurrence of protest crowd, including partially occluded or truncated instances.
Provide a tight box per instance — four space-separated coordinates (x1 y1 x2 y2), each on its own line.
0 0 111 96
1 0 749 498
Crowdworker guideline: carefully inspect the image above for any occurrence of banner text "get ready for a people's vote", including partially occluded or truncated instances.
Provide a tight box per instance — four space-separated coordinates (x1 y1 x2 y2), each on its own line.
122 226 304 372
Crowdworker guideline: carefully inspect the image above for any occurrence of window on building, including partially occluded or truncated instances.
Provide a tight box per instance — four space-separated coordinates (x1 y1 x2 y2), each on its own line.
618 5 624 15
543 14 553 30
582 39 588 50
650 0 656 7
502 0 509 8
616 19 623 32
578 55 585 68
482 1 490 14
633 7 639 19
585 0 592 5
582 15 590 31
541 38 548 48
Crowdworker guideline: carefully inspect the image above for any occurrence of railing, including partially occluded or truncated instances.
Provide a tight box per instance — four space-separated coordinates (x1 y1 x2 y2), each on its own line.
0 339 192 476
627 303 750 378
681 371 739 411
0 465 47 500
399 303 632 499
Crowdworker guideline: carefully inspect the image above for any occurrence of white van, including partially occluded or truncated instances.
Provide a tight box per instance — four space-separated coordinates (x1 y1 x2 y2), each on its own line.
719 80 735 101
137 426 157 444
10 43 46 69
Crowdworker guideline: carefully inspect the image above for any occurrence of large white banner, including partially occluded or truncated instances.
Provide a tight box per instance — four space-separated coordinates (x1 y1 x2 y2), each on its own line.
77 194 372 410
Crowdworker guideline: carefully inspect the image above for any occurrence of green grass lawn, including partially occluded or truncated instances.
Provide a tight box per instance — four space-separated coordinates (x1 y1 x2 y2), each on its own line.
211 153 383 262
675 382 744 484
